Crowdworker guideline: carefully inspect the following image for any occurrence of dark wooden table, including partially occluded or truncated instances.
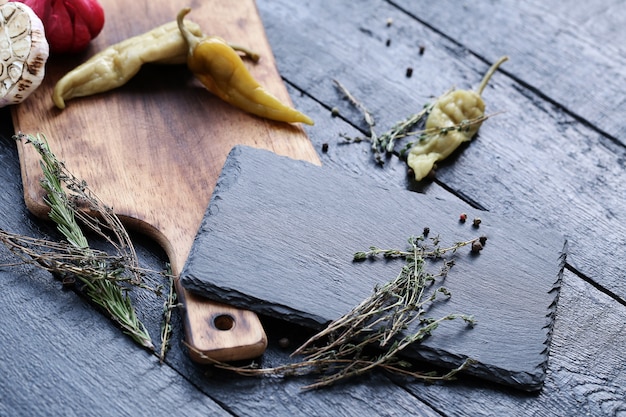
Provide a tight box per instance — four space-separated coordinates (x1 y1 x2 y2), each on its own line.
2 1 625 415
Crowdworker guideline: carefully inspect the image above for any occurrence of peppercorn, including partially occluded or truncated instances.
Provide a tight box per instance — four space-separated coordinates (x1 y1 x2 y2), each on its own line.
471 240 483 253
278 337 290 349
459 213 467 223
473 218 482 228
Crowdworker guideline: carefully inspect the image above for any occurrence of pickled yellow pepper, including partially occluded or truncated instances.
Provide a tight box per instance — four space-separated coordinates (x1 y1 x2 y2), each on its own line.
407 56 508 180
176 8 314 125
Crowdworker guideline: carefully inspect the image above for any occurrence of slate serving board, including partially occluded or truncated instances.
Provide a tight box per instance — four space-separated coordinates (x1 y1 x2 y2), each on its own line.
180 146 566 391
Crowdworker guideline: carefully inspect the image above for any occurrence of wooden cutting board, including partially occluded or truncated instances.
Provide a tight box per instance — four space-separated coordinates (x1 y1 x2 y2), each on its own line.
181 146 566 391
10 0 320 362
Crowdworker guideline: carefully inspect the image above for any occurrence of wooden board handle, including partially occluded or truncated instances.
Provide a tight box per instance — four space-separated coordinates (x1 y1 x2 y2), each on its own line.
11 0 319 363
177 284 268 362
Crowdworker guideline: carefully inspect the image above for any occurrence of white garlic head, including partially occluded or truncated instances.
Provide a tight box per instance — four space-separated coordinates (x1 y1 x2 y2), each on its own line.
1 1 49 108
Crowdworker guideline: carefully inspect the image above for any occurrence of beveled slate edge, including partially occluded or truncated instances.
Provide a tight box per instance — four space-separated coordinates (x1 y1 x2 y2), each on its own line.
182 275 330 330
181 145 567 391
402 240 567 392
184 146 335 329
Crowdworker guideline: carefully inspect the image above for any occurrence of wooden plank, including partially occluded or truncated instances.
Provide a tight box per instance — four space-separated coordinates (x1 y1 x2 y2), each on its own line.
399 270 626 417
392 0 626 143
0 269 231 416
2 0 626 414
10 0 321 361
525 0 626 56
256 0 626 303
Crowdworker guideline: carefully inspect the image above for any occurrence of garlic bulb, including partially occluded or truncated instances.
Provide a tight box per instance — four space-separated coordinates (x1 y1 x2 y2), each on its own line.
0 0 49 108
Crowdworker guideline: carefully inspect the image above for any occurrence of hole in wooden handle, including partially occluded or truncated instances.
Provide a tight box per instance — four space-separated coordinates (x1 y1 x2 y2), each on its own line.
212 314 235 331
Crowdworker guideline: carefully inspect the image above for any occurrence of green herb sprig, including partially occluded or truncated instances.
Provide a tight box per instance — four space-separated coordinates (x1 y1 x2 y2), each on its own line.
160 265 178 363
334 80 494 164
186 232 481 390
8 133 156 350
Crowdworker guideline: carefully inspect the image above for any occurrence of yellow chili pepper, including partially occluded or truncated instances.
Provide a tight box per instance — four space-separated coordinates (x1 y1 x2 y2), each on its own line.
176 8 314 126
407 56 508 180
53 20 204 109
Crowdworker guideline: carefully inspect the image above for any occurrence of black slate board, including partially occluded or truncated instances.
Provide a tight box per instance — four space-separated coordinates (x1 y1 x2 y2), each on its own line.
180 146 566 391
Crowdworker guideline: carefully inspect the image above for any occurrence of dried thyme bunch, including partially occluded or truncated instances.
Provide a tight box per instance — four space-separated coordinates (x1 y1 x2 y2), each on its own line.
335 78 491 166
291 233 479 389
1 133 179 352
187 232 481 390
334 55 507 171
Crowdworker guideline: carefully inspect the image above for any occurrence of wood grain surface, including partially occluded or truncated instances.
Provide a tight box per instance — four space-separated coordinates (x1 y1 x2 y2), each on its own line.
10 0 320 362
2 0 626 415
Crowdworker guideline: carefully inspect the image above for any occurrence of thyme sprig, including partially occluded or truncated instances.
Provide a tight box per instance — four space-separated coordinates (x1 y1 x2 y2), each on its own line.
160 265 178 363
334 80 494 164
292 234 478 389
186 233 480 390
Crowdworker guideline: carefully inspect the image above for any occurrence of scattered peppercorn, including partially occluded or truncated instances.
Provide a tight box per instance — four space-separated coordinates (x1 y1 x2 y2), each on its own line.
459 213 467 223
331 107 340 117
322 143 329 153
418 45 425 55
471 240 483 253
406 67 413 78
479 235 488 245
472 218 482 228
386 18 393 27
278 337 290 349
423 227 430 236
386 38 391 47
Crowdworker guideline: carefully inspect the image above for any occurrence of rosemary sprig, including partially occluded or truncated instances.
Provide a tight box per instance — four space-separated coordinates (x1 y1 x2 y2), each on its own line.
14 133 154 350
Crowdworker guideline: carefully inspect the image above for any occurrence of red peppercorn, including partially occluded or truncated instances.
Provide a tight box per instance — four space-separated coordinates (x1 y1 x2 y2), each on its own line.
459 213 467 223
13 0 105 54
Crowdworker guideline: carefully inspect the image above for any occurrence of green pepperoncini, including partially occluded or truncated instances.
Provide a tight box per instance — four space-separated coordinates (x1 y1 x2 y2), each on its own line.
407 56 508 180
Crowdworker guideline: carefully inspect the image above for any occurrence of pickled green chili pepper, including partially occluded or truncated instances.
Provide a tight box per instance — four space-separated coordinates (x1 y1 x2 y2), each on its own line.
407 56 508 180
53 20 204 109
176 7 314 125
